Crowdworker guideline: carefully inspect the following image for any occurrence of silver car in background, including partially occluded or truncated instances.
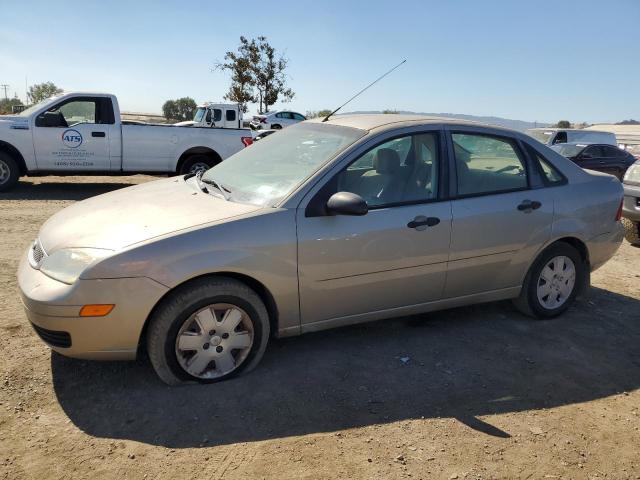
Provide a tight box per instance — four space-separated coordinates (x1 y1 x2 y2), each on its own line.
18 115 624 385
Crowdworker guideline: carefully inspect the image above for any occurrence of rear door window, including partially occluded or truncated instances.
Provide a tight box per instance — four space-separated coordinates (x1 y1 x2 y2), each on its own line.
451 133 528 196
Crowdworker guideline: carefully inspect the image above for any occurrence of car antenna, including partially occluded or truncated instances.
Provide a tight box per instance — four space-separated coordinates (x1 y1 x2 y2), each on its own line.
322 59 407 122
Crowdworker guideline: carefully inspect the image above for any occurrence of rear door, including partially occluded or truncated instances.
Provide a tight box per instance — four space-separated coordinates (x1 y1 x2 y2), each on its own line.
32 97 115 171
444 129 554 297
297 128 452 326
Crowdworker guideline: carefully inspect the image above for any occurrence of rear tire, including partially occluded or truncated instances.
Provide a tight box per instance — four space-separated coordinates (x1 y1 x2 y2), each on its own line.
147 277 270 386
513 242 585 319
621 218 640 246
271 124 282 130
0 152 20 192
179 154 219 176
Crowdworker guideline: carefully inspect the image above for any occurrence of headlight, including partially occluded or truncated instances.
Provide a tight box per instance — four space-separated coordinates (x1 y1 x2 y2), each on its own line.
623 162 640 184
39 248 112 284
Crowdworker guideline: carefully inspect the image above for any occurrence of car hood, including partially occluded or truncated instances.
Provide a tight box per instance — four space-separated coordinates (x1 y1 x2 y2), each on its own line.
0 115 28 128
38 176 264 253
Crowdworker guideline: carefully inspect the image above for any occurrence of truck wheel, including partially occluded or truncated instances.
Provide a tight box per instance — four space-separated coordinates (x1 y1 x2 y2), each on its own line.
180 155 218 176
622 218 640 246
0 152 20 192
146 277 270 385
513 242 585 319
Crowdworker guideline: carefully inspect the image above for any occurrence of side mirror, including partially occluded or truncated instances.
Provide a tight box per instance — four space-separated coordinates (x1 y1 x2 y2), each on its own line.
326 192 368 216
36 111 65 127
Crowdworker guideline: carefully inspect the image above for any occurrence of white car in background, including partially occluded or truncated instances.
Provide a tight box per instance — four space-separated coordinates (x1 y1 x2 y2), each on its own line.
250 111 306 130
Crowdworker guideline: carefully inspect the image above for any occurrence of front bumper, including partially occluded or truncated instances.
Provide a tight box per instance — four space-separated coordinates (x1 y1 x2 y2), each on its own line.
622 183 640 222
18 249 169 360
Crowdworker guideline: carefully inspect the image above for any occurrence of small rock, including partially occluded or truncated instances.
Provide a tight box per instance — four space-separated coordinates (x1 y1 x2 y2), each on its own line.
530 426 544 435
450 474 459 479
128 454 135 459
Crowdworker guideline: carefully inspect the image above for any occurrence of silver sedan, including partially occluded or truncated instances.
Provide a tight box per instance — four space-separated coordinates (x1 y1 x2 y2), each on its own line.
18 115 624 385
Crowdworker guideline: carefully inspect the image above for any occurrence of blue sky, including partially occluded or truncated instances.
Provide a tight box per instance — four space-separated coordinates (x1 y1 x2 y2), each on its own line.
1 0 638 123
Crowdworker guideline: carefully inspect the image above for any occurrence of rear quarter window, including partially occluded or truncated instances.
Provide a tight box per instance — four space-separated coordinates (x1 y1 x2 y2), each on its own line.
524 143 566 186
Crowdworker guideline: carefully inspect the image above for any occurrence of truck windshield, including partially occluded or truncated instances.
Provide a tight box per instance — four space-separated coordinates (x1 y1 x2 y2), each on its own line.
193 108 206 123
526 130 555 144
202 122 365 207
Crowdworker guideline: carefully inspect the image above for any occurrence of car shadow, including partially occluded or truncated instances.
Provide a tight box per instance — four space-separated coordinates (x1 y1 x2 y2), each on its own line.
0 178 155 201
51 287 640 448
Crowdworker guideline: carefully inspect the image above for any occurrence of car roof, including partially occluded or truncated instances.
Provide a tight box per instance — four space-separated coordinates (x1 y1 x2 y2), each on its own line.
307 113 510 133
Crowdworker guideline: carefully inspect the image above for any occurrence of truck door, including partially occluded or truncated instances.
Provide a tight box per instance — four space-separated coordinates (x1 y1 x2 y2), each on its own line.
32 97 115 171
224 108 238 128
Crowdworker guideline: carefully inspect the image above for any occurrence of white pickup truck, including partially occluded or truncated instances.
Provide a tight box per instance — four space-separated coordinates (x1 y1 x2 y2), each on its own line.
0 92 254 191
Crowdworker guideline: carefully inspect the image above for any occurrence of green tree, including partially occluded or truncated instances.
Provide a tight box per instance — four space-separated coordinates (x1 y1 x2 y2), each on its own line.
216 36 295 114
162 97 197 122
28 82 62 103
0 97 23 115
554 120 571 128
305 109 333 119
382 109 398 114
214 36 258 113
162 100 178 121
253 36 294 114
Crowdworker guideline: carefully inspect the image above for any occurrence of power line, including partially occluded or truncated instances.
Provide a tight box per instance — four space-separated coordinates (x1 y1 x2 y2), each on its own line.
0 84 8 100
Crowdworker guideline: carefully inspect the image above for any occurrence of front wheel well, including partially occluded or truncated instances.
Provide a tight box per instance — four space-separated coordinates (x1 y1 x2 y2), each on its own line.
0 141 27 175
137 272 279 356
176 147 222 174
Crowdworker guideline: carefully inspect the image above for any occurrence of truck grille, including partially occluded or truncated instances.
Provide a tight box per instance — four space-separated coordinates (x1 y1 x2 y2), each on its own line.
31 323 72 348
28 239 46 268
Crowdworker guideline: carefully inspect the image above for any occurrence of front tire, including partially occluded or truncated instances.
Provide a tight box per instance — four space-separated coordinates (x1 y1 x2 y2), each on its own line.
147 277 270 385
271 124 282 130
621 218 640 246
179 154 219 176
513 243 585 319
0 152 20 192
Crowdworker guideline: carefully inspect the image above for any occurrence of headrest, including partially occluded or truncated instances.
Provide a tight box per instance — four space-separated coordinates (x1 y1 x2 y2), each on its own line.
374 148 400 174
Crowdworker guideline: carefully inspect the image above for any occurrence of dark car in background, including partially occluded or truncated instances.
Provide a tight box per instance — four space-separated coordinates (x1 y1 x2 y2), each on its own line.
551 143 636 180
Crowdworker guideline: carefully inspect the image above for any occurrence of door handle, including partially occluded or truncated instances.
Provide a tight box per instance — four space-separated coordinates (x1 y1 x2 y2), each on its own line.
517 200 542 212
407 216 440 229
91 131 106 138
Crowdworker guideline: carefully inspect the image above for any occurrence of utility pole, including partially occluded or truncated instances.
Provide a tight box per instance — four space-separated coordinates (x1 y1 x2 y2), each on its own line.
0 84 8 100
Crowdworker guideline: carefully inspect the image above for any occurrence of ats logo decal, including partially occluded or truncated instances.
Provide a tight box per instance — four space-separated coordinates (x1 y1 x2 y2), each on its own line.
61 129 83 148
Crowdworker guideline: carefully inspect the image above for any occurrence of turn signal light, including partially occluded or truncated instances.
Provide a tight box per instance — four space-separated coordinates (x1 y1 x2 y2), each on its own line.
79 304 115 317
615 199 623 221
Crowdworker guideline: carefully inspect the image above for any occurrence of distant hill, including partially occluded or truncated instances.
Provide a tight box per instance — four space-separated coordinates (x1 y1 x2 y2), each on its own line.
346 110 550 131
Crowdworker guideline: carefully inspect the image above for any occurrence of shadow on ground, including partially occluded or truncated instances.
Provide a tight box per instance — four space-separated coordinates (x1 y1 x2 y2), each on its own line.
52 287 640 448
0 179 148 201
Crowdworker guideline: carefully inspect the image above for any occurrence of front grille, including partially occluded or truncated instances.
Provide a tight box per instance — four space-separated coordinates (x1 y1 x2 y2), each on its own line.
28 239 46 268
31 323 72 348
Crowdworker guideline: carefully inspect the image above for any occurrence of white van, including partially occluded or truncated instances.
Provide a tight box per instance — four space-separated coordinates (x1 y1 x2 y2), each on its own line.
526 128 617 146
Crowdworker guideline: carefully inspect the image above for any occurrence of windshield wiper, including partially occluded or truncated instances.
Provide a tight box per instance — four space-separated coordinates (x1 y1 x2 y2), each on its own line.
201 177 231 201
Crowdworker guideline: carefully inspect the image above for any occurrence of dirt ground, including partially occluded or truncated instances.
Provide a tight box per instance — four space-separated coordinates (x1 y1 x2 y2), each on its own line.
1 175 639 480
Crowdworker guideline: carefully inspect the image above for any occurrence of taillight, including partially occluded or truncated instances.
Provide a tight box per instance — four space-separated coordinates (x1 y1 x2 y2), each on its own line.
241 136 253 147
615 199 623 221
